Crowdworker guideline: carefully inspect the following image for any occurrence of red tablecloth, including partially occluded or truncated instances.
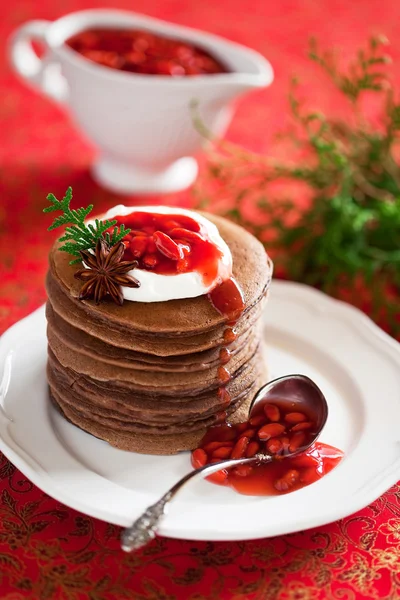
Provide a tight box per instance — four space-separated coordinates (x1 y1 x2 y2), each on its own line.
1 1 400 599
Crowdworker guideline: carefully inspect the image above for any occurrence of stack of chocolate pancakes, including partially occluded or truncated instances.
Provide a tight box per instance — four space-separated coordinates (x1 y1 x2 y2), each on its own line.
46 212 273 454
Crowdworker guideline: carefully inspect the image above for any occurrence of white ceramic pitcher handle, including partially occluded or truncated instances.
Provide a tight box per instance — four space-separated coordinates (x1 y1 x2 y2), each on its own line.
9 20 68 103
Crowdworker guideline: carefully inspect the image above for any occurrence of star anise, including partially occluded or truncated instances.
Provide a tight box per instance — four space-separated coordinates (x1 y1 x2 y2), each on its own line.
74 238 140 305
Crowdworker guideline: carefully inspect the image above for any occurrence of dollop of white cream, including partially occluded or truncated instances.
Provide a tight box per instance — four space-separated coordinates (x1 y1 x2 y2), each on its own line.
93 205 232 303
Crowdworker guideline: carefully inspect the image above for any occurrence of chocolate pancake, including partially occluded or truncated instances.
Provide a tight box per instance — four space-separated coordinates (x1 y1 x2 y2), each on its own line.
47 302 254 371
48 347 264 430
49 214 271 334
46 269 267 356
49 363 268 455
46 212 273 454
47 321 262 389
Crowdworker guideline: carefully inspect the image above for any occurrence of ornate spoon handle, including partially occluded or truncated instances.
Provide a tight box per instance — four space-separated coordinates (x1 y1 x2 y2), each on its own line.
121 453 272 552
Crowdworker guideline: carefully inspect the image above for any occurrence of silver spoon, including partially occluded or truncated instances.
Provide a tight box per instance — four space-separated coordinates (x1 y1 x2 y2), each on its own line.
121 374 328 552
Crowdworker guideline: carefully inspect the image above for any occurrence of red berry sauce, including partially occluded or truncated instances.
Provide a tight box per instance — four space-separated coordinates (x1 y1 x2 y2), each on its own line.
116 211 228 288
208 277 246 413
209 278 245 324
65 28 228 76
192 399 343 494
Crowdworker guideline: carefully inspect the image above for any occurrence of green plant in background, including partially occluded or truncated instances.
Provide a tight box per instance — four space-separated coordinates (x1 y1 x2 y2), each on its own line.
194 36 400 336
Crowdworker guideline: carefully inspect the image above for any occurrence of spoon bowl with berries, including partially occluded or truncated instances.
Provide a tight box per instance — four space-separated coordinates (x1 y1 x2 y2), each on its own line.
121 374 330 552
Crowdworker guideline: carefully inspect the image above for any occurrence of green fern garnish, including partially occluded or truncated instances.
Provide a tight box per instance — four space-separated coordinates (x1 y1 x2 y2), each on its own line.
44 187 131 264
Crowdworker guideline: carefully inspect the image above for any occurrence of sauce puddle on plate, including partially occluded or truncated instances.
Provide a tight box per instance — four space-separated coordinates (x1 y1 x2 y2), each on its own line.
192 399 343 495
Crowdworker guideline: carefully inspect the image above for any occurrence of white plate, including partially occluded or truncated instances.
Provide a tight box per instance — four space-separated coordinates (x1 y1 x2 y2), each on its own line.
1 281 400 542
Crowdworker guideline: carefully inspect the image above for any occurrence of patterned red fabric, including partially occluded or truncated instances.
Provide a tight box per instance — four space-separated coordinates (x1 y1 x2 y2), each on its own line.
1 1 400 598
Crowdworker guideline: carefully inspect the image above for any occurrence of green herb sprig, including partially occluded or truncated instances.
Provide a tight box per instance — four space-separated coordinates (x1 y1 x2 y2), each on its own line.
44 187 131 264
195 36 400 337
